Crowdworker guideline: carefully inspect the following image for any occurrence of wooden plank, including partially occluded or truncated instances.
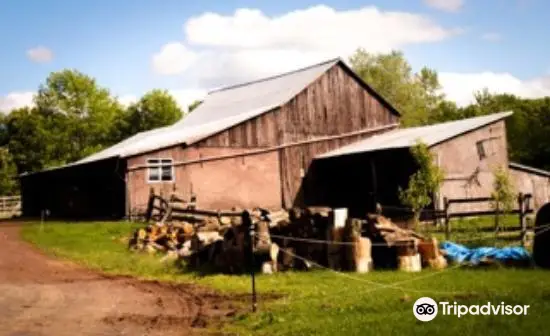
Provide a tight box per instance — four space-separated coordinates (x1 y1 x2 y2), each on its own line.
170 205 242 217
448 197 493 204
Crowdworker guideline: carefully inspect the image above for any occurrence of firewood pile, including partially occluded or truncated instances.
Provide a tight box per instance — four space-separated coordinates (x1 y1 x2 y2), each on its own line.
127 190 447 274
365 214 447 271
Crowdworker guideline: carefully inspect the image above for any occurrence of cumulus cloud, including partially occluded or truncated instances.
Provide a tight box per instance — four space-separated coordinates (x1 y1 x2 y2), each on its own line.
423 0 464 12
152 42 198 75
26 46 54 63
148 5 550 110
184 6 458 52
152 5 460 82
439 72 550 106
0 92 35 113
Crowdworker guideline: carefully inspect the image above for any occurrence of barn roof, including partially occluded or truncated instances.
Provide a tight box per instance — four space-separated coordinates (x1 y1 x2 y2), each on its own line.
74 58 354 165
317 111 514 159
509 162 550 178
23 57 402 175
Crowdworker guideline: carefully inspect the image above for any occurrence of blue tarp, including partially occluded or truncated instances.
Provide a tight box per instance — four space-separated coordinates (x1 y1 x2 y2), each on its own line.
440 241 531 265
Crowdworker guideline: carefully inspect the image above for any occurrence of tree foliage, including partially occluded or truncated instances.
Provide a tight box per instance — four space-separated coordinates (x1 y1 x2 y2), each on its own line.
0 147 18 195
349 49 444 126
112 89 183 143
491 166 516 213
187 100 203 113
398 141 445 225
0 70 186 185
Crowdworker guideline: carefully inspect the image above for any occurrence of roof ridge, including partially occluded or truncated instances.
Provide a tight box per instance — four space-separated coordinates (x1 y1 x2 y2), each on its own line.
207 57 342 95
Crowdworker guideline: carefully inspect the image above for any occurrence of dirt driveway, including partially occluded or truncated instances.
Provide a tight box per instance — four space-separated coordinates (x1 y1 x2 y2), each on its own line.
0 223 239 336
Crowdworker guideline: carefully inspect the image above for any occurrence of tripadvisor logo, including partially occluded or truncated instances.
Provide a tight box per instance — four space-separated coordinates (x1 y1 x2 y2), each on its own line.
413 297 530 322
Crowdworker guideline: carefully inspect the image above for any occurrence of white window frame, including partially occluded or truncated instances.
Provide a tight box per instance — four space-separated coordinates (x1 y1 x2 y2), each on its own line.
147 158 174 183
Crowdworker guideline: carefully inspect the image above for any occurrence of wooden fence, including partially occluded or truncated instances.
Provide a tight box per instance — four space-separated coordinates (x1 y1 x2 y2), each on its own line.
440 193 533 242
0 195 21 219
380 193 534 246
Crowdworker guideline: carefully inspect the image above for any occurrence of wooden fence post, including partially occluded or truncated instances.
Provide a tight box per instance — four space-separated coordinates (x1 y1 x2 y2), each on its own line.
518 193 527 247
432 194 438 227
444 197 451 240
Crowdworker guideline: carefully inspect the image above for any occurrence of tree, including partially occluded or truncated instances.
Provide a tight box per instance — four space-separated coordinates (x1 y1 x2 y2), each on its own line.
114 89 183 142
399 141 445 228
187 100 202 113
3 107 54 173
34 69 124 163
349 49 445 126
0 147 18 195
491 166 516 231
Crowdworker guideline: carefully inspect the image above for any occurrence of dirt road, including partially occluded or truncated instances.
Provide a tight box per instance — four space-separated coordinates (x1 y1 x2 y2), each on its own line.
0 223 239 336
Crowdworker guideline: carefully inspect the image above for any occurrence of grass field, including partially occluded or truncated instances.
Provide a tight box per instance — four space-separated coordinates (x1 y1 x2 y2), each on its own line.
21 219 550 336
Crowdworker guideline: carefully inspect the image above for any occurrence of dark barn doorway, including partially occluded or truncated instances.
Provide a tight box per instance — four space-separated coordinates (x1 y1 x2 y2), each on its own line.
303 148 419 218
20 157 127 220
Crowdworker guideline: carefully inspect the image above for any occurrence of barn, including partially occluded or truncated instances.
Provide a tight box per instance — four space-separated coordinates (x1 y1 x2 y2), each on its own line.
19 58 550 219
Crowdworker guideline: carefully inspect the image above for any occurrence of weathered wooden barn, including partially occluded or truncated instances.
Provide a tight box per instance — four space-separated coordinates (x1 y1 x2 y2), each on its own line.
20 58 550 219
509 162 550 210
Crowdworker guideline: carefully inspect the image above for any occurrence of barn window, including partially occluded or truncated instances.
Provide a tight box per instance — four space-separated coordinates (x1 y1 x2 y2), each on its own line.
476 141 486 160
147 159 174 182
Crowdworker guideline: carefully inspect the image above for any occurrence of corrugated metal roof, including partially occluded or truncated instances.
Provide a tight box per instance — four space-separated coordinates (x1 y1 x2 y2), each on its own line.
509 162 550 177
317 111 514 159
44 58 341 171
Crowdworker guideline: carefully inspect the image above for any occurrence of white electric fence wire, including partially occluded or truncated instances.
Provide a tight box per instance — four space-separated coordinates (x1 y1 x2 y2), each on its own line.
257 222 550 297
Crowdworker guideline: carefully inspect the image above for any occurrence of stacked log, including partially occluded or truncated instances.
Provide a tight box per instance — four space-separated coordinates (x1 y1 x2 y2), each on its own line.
364 214 447 271
129 189 445 274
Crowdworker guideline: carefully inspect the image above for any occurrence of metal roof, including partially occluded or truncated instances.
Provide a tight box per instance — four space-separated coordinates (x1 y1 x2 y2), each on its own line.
50 58 341 170
509 162 550 178
317 111 514 159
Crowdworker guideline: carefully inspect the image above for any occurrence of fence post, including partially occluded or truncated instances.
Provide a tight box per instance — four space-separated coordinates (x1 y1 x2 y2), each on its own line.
518 193 527 247
432 194 438 227
444 197 451 240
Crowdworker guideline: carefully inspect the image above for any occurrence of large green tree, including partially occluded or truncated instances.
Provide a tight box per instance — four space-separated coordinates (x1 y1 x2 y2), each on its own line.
35 69 124 162
113 89 183 142
0 147 18 195
349 49 445 126
3 107 54 173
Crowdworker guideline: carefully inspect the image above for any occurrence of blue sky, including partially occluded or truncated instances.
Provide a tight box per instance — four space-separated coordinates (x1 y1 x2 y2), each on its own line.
1 0 549 111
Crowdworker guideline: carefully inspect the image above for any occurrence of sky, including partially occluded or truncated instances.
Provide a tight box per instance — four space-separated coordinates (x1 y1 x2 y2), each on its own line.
1 0 550 112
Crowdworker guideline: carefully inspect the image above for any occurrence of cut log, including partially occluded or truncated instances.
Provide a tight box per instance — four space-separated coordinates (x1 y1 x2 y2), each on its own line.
398 254 422 272
353 237 373 273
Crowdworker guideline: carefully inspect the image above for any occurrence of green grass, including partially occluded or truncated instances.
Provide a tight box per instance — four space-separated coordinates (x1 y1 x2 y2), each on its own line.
21 220 550 336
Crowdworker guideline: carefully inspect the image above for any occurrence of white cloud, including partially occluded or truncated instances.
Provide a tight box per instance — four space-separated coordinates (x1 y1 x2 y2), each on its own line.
144 5 547 110
117 94 138 107
481 32 502 42
169 88 207 112
152 42 198 75
153 5 461 88
439 72 550 106
26 46 54 63
184 6 459 52
424 0 464 12
0 92 35 113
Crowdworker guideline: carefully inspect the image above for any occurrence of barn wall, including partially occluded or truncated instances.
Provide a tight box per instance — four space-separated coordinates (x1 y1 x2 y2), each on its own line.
430 120 509 213
198 109 281 147
280 128 395 208
278 64 400 207
192 63 400 208
509 168 550 211
126 145 281 213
